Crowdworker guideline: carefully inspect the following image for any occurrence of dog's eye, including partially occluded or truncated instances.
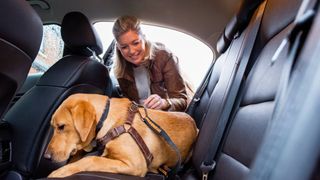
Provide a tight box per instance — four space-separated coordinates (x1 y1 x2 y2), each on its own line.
58 124 65 131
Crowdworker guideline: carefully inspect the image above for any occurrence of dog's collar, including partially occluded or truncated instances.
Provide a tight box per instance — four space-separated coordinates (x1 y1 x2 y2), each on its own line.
96 98 110 133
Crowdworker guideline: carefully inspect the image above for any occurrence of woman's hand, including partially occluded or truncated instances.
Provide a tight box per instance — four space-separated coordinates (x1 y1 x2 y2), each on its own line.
143 94 168 110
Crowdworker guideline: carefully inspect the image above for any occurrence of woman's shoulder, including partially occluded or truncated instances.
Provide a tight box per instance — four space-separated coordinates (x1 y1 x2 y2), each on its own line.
151 42 172 56
150 42 177 63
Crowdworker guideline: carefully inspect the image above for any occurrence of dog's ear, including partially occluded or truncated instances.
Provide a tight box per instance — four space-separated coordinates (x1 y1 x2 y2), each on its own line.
71 101 96 142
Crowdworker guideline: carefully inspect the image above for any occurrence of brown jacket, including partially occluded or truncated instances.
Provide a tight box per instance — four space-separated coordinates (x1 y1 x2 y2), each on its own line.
117 43 188 111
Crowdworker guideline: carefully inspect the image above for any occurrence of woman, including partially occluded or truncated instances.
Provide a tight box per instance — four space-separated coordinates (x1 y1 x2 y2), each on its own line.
112 15 189 111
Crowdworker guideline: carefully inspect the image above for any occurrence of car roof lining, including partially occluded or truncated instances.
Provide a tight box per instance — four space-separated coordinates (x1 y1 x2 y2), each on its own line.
28 0 241 51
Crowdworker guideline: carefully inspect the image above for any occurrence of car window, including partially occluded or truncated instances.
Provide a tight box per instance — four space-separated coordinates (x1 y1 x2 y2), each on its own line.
94 22 214 89
29 24 63 74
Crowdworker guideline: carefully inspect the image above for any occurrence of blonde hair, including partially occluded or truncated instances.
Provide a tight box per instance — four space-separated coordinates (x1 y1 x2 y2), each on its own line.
113 15 153 78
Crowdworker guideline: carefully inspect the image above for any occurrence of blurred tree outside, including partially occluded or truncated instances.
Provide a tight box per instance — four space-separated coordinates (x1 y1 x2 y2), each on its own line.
29 25 64 74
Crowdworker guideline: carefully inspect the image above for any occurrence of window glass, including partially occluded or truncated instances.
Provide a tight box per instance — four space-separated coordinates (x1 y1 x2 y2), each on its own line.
94 22 213 89
29 24 63 74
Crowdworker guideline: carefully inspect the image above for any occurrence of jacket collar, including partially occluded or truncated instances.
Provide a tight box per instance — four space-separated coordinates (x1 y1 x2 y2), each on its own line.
120 59 154 82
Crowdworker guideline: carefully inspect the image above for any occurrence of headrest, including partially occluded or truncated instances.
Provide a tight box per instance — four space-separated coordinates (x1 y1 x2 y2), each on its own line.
217 0 265 54
0 0 43 61
259 0 302 44
61 11 103 56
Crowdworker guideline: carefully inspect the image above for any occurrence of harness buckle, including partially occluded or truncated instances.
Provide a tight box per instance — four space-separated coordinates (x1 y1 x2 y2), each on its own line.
129 101 139 112
158 166 170 177
111 126 126 138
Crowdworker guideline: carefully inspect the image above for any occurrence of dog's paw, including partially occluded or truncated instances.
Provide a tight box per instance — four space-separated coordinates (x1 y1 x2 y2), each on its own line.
48 169 67 178
48 167 76 178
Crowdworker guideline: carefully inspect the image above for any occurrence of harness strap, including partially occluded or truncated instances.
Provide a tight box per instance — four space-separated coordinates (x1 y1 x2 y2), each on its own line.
126 102 138 125
96 98 110 132
97 125 126 147
96 101 154 166
127 126 154 165
126 102 154 165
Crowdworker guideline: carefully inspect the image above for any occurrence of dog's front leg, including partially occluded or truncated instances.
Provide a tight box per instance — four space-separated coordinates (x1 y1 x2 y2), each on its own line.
48 155 147 178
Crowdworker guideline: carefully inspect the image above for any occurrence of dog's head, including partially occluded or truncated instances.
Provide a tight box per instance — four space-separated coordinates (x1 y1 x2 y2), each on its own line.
44 99 97 162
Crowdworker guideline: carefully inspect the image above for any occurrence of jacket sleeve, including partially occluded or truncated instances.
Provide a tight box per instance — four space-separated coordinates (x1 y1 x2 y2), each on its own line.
162 53 188 111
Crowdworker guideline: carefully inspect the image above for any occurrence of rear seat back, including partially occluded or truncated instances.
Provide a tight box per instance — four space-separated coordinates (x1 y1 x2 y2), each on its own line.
247 0 320 179
211 0 302 179
187 0 266 176
189 0 264 128
186 0 303 179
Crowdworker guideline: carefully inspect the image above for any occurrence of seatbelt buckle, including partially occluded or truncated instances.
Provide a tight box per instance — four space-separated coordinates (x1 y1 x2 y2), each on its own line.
200 161 216 180
193 97 200 102
271 9 315 65
271 38 288 64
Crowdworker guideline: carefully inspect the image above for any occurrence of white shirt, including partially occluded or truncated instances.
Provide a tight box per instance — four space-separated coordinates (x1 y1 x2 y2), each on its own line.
133 66 151 104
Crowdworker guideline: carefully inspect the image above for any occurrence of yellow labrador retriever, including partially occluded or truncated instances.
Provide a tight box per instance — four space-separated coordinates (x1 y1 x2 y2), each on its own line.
45 93 198 178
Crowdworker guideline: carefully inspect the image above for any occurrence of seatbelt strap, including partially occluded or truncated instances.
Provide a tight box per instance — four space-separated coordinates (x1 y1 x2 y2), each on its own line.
248 0 318 179
199 2 267 179
186 60 214 116
271 0 316 120
103 39 116 71
87 47 103 62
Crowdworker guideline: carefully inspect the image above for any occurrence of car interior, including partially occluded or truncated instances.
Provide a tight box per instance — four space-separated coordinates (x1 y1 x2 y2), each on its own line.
0 0 319 180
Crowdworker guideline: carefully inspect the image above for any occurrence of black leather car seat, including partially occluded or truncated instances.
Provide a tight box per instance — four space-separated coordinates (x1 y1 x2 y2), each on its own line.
189 0 303 179
0 0 42 120
183 0 268 178
3 11 112 179
214 0 301 178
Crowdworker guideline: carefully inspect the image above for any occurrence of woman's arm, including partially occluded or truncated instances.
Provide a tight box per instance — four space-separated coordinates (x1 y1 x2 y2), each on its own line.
162 53 188 111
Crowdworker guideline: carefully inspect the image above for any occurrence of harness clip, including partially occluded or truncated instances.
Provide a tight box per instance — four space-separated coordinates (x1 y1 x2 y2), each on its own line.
129 101 139 112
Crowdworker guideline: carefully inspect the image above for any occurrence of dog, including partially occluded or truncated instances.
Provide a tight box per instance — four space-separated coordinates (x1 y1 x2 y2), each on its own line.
44 93 198 178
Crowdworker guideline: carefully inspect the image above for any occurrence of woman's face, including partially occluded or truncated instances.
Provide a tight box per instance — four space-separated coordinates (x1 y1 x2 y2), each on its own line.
117 30 146 66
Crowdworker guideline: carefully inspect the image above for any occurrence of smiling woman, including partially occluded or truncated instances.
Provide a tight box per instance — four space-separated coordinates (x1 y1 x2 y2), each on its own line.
94 22 214 89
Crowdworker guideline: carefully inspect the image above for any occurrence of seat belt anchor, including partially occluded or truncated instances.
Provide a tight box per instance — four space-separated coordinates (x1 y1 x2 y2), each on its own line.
200 161 216 180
